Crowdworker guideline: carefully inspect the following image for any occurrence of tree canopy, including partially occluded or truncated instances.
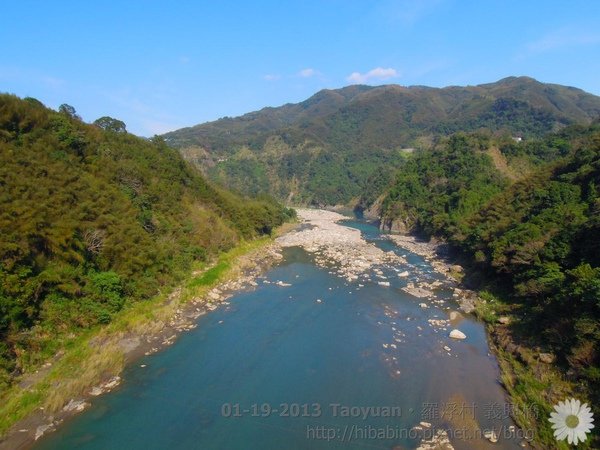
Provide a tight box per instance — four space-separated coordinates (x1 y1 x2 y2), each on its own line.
93 116 127 133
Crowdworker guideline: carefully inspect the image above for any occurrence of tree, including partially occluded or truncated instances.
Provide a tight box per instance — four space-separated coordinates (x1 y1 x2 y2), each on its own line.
94 116 127 133
58 103 81 120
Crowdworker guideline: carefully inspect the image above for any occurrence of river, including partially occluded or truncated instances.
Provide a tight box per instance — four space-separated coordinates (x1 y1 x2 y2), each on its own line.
33 213 525 449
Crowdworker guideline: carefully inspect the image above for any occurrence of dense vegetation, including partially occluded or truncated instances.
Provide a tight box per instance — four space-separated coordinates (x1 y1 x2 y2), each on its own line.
379 133 510 234
376 124 600 443
0 94 294 389
456 126 600 386
164 77 600 205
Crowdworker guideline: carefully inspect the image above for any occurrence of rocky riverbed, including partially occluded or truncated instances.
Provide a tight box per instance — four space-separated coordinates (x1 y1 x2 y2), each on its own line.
277 209 405 282
278 209 480 315
387 234 480 314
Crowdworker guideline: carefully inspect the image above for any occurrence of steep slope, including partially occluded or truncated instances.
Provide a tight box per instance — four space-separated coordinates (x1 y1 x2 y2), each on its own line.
0 94 293 388
164 77 600 205
375 124 600 445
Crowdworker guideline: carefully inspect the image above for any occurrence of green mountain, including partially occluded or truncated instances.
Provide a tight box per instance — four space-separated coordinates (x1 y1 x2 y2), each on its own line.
0 94 293 387
164 77 600 205
376 123 600 437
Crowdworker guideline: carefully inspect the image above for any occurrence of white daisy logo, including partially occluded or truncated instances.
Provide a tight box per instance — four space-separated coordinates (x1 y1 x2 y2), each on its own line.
549 398 594 445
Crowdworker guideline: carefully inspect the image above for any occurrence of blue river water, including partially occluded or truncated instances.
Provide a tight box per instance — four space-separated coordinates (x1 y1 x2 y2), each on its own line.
34 219 523 449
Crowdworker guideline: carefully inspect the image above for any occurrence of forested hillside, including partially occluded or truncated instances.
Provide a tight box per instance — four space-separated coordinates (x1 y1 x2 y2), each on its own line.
164 77 600 205
0 94 293 388
375 123 600 433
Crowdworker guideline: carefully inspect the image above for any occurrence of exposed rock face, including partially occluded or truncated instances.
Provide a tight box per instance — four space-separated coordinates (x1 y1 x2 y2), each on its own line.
362 194 384 220
379 216 412 233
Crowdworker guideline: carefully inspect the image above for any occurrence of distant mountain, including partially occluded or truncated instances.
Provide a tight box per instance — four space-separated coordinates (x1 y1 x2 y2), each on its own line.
164 77 600 205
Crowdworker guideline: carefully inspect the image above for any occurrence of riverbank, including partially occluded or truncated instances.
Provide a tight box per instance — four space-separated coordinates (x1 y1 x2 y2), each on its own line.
473 295 591 450
0 223 297 450
383 228 590 449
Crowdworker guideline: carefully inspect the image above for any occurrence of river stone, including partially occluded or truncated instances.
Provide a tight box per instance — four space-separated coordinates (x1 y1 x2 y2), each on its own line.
89 386 104 396
498 316 511 325
35 424 54 441
449 311 462 321
484 430 498 443
63 399 89 413
449 329 467 340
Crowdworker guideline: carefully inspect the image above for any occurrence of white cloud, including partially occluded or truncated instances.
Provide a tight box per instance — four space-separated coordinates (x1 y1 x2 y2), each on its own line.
263 74 281 81
347 67 399 84
298 68 318 78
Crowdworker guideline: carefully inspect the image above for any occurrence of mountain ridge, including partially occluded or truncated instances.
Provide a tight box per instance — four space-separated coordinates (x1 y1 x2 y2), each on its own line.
163 77 600 205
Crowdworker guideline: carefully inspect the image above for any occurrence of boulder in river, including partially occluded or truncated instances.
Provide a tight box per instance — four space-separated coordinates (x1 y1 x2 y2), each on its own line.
449 329 467 340
484 430 498 443
448 311 462 322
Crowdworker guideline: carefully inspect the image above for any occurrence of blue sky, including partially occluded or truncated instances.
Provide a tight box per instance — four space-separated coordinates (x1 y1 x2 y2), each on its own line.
2 0 600 136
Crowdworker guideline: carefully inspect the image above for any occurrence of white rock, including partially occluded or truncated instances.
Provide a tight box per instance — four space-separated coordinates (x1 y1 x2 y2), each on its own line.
35 424 54 441
378 281 390 287
484 430 498 443
449 329 467 340
398 271 409 277
63 399 89 413
89 386 103 396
